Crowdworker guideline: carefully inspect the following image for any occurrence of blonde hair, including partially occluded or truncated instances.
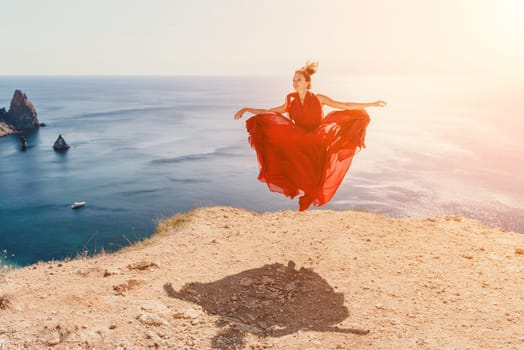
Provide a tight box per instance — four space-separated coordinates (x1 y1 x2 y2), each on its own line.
295 61 319 89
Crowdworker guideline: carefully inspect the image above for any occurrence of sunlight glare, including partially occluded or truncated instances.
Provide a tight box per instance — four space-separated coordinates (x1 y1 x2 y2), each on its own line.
489 1 524 39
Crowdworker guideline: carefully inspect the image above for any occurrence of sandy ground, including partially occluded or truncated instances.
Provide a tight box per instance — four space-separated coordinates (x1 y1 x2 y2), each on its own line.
1 206 523 349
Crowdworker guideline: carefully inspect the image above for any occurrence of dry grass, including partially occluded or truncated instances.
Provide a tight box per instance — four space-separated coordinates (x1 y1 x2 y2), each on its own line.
0 211 193 279
154 211 193 234
0 250 12 283
119 211 194 254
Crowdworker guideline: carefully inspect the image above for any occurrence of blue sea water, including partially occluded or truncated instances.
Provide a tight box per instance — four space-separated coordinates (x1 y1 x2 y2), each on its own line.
1 75 523 266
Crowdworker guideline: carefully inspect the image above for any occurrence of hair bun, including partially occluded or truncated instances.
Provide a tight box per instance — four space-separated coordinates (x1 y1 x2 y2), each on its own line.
305 61 318 75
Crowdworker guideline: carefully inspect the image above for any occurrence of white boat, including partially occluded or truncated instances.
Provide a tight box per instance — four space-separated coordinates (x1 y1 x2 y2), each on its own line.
71 201 86 209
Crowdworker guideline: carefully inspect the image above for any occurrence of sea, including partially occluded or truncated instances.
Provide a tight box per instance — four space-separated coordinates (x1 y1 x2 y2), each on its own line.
1 74 523 267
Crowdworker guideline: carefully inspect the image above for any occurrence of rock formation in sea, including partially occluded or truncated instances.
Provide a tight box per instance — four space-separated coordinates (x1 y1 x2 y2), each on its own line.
0 108 11 136
0 121 16 137
53 134 70 151
0 90 39 133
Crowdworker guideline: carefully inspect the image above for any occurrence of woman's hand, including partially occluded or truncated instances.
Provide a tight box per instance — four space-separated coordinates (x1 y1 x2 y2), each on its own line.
234 108 245 120
374 100 387 107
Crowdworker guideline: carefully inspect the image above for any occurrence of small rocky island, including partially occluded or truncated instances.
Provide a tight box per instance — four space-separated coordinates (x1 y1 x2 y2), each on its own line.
53 134 70 151
0 90 40 137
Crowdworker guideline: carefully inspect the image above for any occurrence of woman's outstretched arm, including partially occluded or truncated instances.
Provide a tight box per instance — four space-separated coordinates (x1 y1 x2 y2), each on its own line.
234 104 286 120
317 94 386 110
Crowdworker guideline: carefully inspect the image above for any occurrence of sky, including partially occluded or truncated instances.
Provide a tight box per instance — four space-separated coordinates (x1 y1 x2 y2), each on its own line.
0 0 523 76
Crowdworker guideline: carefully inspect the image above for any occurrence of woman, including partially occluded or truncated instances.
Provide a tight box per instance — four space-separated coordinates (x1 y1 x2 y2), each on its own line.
234 61 386 211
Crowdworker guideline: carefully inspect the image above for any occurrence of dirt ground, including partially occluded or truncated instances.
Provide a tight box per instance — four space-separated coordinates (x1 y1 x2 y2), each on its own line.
1 206 523 349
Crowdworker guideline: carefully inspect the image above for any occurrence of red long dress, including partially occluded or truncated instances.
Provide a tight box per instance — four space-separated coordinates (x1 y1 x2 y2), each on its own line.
246 91 370 211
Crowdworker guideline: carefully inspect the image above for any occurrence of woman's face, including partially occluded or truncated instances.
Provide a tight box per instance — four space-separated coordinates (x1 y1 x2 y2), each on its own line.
293 72 309 91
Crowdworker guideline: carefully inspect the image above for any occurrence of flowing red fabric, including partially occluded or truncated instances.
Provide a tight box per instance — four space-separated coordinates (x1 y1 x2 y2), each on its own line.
246 91 370 211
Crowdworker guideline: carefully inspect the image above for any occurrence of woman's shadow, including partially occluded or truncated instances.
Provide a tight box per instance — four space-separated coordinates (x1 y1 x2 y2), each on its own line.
164 261 368 349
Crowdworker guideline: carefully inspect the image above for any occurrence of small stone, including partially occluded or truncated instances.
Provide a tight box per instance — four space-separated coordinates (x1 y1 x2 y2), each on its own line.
113 279 142 295
261 276 274 285
136 313 167 327
109 324 117 330
0 295 11 310
145 331 155 339
515 248 524 255
127 261 159 271
140 302 170 315
104 268 121 277
184 308 201 319
389 318 401 325
157 331 169 339
416 338 427 345
240 277 254 287
46 333 61 346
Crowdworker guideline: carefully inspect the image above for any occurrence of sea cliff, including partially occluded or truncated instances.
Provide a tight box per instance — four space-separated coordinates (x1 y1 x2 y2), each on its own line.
0 90 39 136
1 207 523 349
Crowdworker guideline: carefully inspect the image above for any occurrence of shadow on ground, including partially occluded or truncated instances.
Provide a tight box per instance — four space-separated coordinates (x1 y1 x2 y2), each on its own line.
164 261 368 349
